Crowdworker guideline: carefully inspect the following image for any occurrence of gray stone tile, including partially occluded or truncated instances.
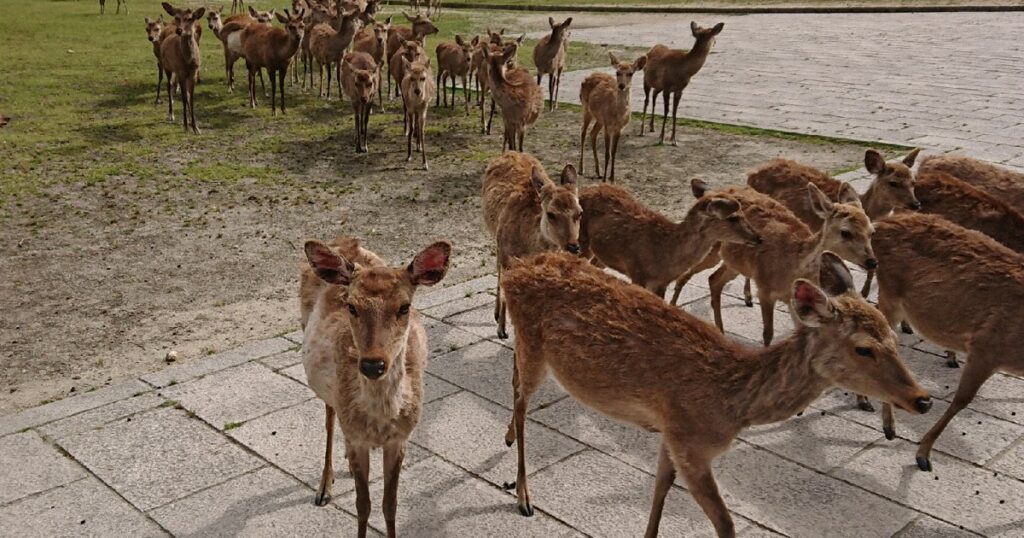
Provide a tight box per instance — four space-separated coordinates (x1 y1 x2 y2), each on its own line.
259 349 302 371
445 304 513 342
162 362 310 429
280 363 307 385
683 292 794 345
423 315 483 357
0 379 151 437
833 440 1024 537
149 467 366 537
897 515 977 538
337 456 579 537
37 393 165 441
739 410 883 473
414 275 497 311
142 337 293 388
0 432 86 504
281 329 304 345
0 477 166 537
58 407 262 511
228 398 430 495
737 526 786 538
960 372 1024 426
990 438 1024 483
413 391 584 487
529 450 741 537
422 291 495 320
423 372 461 404
426 340 566 411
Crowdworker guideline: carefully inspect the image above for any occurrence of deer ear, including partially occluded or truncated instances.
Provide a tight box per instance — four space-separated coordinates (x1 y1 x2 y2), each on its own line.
455 34 464 46
276 11 288 23
531 167 549 194
791 279 836 327
864 149 886 175
818 252 854 296
691 178 709 198
690 21 699 36
563 17 573 27
516 33 525 44
145 16 152 23
162 2 176 16
502 44 517 63
711 22 725 35
305 240 355 285
402 10 414 21
158 14 164 22
608 51 620 66
836 182 861 206
807 182 834 219
193 7 206 20
903 148 921 168
634 55 647 70
408 242 452 286
385 15 392 24
471 35 480 46
249 5 258 16
560 164 578 189
548 16 555 28
706 198 740 219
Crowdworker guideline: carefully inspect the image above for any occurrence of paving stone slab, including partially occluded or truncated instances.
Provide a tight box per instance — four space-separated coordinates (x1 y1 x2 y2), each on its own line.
422 372 461 404
59 407 262 511
162 362 310 429
0 477 166 537
683 292 794 345
444 304 514 342
960 372 1024 426
149 467 367 537
259 349 303 371
989 438 1024 483
739 409 883 473
281 330 304 345
0 431 86 505
833 440 1024 537
0 379 151 437
414 275 497 311
737 526 786 538
413 391 584 487
337 456 580 537
897 515 979 538
37 393 165 441
142 337 293 388
528 450 740 537
280 363 307 386
422 290 496 320
228 398 431 495
423 315 484 357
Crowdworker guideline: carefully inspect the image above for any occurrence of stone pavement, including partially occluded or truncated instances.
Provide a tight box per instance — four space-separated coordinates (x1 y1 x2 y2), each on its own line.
549 11 1024 170
2 270 1023 537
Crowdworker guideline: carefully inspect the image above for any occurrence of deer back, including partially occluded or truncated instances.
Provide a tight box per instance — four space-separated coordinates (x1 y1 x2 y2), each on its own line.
919 154 1024 212
915 169 1024 253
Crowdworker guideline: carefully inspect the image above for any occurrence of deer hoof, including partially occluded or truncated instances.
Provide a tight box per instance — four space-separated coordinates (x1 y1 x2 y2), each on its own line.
900 321 914 334
946 357 960 368
518 503 534 517
502 481 515 490
744 298 754 308
883 427 895 441
497 328 509 340
916 455 932 472
313 491 331 506
858 400 875 413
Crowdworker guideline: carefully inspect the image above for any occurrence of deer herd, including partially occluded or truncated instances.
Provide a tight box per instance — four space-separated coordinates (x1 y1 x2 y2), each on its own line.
126 2 1024 537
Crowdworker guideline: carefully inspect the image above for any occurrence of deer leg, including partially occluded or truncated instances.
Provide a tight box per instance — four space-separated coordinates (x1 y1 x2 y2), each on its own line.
650 89 659 133
669 271 694 306
179 78 189 133
155 63 163 104
337 64 344 101
435 70 442 107
495 261 509 339
860 268 875 298
602 129 611 182
347 445 372 538
506 348 547 517
451 75 457 109
916 358 994 472
326 64 333 102
462 75 470 114
643 443 676 538
421 115 429 169
670 90 682 145
487 98 496 135
708 264 738 334
547 72 555 111
579 113 592 176
554 68 562 109
314 404 336 505
318 62 325 98
640 84 650 135
188 77 200 134
166 71 175 122
609 131 621 183
382 443 405 538
589 123 602 179
504 358 520 447
517 129 524 153
676 452 735 538
259 68 267 97
658 88 669 144
278 69 286 115
881 403 896 440
406 112 413 161
758 290 775 346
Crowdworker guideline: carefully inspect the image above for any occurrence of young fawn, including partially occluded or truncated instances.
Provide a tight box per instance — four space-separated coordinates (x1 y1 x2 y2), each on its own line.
485 43 543 152
401 59 436 169
500 250 931 537
709 184 876 345
144 16 166 104
579 52 646 182
533 17 572 111
579 180 760 299
309 5 363 100
301 237 451 538
482 152 581 339
160 3 206 134
870 213 1022 472
386 12 439 96
435 35 476 113
919 154 1024 211
353 16 393 109
341 51 378 153
641 22 723 145
241 9 306 115
207 6 273 94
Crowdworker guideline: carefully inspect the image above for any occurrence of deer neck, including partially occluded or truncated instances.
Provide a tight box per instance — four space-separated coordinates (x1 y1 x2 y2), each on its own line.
667 213 717 275
791 229 826 282
732 330 832 426
549 30 567 48
860 180 892 221
357 328 409 421
683 38 714 74
284 30 303 58
180 31 201 66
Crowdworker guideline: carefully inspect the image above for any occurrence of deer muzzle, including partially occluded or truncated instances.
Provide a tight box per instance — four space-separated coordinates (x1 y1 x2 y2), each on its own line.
565 243 580 255
909 200 922 211
359 358 387 379
915 396 932 414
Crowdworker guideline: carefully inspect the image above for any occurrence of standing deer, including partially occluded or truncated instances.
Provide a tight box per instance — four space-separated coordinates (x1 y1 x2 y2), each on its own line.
641 22 723 145
475 35 522 135
401 58 435 169
385 12 438 96
160 3 206 134
341 51 378 153
533 17 572 111
579 52 646 182
353 16 393 110
919 154 1024 211
101 0 128 15
298 3 335 90
388 40 429 134
309 5 363 100
144 16 166 104
869 213 1021 472
485 43 543 152
482 152 581 339
579 180 760 299
301 237 451 538
207 6 273 94
241 9 306 115
500 250 930 537
435 35 476 113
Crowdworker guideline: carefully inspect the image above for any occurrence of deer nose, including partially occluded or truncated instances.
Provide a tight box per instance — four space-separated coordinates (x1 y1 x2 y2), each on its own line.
618 84 626 90
748 235 763 246
566 243 580 255
909 200 922 210
359 358 386 379
414 88 421 96
864 258 878 270
915 396 932 414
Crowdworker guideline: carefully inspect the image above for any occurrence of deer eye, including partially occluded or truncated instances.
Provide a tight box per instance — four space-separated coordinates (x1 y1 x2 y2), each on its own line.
888 180 901 188
855 346 874 358
841 230 853 240
546 211 557 220
347 304 359 317
727 215 740 222
397 304 410 317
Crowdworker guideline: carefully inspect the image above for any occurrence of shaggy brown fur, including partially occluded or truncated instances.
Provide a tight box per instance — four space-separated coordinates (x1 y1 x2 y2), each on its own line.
501 251 929 537
435 35 476 112
207 7 272 93
240 10 305 115
579 53 646 182
308 6 362 100
915 169 1024 253
485 43 544 152
341 51 378 154
532 17 572 111
919 154 1024 211
401 60 436 169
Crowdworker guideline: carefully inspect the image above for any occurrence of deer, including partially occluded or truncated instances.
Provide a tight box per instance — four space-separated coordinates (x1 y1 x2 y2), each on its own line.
353 16 393 110
241 9 306 115
159 3 206 134
300 236 450 538
915 168 1024 254
707 184 877 346
919 154 1024 211
533 17 572 111
435 35 476 113
207 6 273 94
385 12 439 97
144 16 166 104
482 152 581 340
579 180 761 299
485 43 543 152
868 213 1022 473
100 0 127 15
341 51 378 154
500 249 931 537
389 40 429 135
309 5 363 100
641 22 723 145
579 52 647 182
475 35 523 136
298 2 335 90
401 58 435 169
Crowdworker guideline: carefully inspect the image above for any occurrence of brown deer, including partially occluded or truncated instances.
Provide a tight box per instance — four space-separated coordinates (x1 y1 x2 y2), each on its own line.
301 237 451 538
919 154 1024 211
298 2 335 89
579 52 647 182
709 184 877 345
475 35 523 135
580 180 761 299
482 152 581 339
500 250 931 537
435 35 476 113
869 213 1021 472
341 51 378 153
353 16 392 110
386 12 439 96
207 6 273 94
533 17 572 111
389 40 429 135
309 5 363 100
485 43 543 152
101 0 127 15
241 9 306 115
915 169 1024 254
159 3 206 134
641 22 723 145
401 58 436 169
144 16 166 104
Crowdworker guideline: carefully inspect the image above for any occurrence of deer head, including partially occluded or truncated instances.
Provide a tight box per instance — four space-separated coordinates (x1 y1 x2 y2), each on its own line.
549 16 572 38
691 179 762 247
532 165 582 255
144 15 164 43
205 8 222 32
162 3 205 38
402 59 430 99
277 9 306 41
864 148 921 213
404 11 438 38
690 21 724 48
454 35 474 65
807 182 877 270
608 52 647 92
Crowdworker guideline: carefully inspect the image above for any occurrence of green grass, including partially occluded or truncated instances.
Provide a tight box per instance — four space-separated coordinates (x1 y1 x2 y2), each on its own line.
223 421 244 430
